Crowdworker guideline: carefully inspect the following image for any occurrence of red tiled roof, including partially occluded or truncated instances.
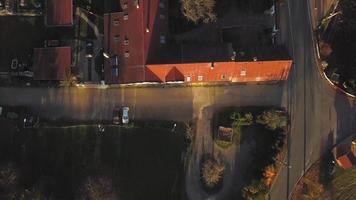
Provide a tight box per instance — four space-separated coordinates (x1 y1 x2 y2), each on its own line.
45 0 73 26
33 47 72 80
145 60 292 83
337 154 353 169
103 0 292 84
103 0 169 83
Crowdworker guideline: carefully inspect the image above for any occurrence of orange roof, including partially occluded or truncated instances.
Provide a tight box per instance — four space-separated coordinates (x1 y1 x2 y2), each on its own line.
145 60 292 83
337 154 353 169
45 0 73 27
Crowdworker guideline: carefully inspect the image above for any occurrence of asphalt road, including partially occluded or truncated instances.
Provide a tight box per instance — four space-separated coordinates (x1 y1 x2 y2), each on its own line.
1 0 356 199
270 0 356 199
0 84 284 122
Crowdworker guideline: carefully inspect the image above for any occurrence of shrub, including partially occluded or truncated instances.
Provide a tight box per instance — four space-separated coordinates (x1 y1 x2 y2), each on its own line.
201 159 225 188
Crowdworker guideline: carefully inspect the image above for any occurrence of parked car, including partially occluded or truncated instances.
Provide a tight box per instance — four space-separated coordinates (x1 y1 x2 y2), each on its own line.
112 106 121 125
86 41 94 58
23 114 39 128
122 107 129 124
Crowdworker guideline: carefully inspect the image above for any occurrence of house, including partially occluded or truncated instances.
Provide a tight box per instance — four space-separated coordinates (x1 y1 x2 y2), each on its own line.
103 0 292 84
33 47 72 81
44 0 73 27
334 137 356 169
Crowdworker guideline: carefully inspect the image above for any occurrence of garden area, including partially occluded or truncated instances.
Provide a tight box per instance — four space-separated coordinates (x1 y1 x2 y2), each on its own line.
0 120 190 200
291 152 356 200
318 0 356 94
212 107 288 199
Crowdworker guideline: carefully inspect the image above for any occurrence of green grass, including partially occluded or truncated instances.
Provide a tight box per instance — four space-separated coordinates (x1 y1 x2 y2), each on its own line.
324 166 356 199
215 139 233 149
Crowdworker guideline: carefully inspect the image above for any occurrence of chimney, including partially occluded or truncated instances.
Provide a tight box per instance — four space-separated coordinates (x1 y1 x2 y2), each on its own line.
352 140 356 157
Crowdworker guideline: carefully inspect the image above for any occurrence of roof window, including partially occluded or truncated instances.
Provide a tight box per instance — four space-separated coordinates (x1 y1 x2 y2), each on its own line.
122 2 128 9
114 35 120 42
124 51 130 58
113 19 119 26
198 75 203 81
124 36 129 45
123 13 128 20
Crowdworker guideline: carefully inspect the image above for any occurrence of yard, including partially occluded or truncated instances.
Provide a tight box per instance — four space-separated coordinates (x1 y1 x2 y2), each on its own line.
0 122 187 200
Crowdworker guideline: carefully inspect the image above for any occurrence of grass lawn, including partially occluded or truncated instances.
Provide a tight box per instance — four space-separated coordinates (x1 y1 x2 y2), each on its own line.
0 123 186 200
328 167 356 199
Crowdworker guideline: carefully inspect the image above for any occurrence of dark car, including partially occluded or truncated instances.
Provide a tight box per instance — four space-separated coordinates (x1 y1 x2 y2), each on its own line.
112 106 121 125
86 41 94 58
110 55 119 77
23 114 39 128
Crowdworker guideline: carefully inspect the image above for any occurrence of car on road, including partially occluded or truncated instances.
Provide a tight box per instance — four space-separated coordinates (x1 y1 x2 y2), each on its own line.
122 107 129 124
23 114 39 128
112 106 121 125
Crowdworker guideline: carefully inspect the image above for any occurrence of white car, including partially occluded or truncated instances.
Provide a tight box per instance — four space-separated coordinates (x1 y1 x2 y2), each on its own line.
122 107 129 124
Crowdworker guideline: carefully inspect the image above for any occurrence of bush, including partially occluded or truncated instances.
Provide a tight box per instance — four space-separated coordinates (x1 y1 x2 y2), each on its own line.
201 159 225 188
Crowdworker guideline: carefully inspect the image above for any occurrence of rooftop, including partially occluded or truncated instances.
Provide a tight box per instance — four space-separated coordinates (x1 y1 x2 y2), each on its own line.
45 0 73 27
33 47 72 81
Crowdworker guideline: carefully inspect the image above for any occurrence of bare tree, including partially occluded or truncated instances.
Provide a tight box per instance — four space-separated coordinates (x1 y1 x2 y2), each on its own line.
201 159 225 188
181 0 217 24
77 176 117 200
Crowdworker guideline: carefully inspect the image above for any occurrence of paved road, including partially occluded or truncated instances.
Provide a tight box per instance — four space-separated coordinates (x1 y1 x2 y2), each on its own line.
0 84 285 122
1 0 356 199
270 0 356 199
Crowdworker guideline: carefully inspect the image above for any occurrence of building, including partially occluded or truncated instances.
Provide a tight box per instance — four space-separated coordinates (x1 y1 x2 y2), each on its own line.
45 0 73 27
103 0 292 84
334 137 356 169
33 47 72 81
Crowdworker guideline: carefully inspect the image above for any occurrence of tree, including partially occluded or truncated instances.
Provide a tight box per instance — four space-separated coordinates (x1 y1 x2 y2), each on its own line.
241 180 268 200
201 159 225 188
181 0 217 24
0 163 18 195
341 0 356 30
256 110 287 130
78 176 117 200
